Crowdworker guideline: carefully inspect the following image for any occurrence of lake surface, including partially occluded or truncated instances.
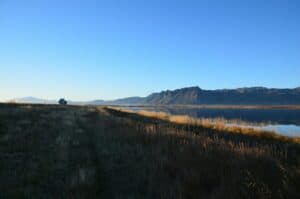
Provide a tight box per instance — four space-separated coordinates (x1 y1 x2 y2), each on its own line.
127 106 300 137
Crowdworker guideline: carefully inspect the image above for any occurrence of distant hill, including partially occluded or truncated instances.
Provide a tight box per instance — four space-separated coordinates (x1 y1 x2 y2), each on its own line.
108 86 300 105
12 97 56 104
88 99 106 105
107 97 145 105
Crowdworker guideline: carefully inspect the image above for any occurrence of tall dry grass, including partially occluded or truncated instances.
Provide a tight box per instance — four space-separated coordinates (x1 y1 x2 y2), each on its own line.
100 106 300 198
106 107 300 144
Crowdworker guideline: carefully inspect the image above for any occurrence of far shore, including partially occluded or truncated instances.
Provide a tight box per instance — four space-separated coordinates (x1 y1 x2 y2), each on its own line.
107 104 300 110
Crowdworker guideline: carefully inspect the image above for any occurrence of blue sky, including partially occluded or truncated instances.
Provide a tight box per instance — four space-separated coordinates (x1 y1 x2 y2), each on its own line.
0 0 299 101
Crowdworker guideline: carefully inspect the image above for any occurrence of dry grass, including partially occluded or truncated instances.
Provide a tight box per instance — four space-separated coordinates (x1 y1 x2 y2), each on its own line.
1 103 299 198
107 107 300 144
101 107 300 198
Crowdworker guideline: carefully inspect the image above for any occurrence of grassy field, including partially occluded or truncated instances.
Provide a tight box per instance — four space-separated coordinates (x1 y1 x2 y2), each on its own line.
0 103 299 198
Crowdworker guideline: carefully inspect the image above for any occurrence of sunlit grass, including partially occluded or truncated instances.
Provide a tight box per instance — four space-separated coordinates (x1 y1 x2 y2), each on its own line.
107 106 300 144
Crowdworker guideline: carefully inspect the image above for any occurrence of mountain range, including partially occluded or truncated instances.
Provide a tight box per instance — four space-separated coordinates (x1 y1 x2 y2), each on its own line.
10 86 300 105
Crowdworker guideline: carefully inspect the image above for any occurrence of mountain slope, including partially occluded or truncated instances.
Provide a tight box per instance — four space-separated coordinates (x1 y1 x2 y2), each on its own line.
116 86 300 105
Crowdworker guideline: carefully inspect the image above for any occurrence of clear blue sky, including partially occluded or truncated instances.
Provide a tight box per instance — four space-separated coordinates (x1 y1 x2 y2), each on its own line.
1 0 299 101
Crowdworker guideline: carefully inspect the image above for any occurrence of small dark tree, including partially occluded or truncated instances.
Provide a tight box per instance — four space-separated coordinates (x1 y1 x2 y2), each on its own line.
58 98 67 105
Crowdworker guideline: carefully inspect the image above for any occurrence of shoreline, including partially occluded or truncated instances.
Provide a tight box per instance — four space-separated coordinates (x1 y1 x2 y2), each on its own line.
109 104 300 110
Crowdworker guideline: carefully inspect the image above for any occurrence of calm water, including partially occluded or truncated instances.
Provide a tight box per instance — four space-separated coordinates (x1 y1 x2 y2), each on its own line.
128 106 300 137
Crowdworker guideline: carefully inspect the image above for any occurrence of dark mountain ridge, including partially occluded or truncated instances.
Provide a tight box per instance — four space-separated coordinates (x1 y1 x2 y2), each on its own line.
116 86 300 105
